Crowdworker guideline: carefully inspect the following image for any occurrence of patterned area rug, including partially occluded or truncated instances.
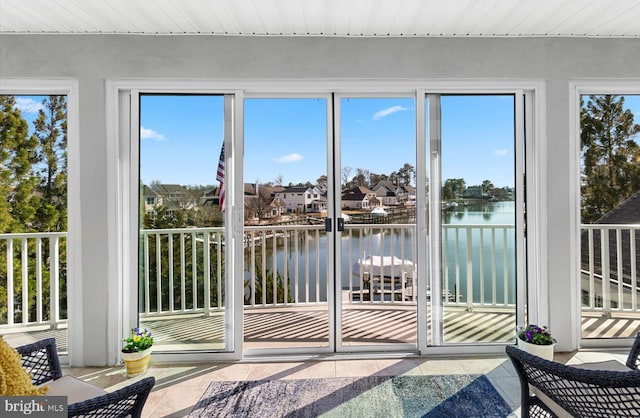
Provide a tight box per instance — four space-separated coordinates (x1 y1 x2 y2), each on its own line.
188 375 512 418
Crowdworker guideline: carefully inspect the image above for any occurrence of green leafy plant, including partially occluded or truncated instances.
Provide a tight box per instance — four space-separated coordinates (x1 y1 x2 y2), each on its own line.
517 324 554 346
122 327 153 353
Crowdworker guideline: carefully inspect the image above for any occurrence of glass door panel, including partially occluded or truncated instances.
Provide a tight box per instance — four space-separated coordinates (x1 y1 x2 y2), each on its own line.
338 97 417 349
138 94 228 351
438 95 517 344
243 97 331 351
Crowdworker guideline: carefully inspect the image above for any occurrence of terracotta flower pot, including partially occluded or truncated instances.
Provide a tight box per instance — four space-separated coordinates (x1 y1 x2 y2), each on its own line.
122 347 152 377
517 338 554 361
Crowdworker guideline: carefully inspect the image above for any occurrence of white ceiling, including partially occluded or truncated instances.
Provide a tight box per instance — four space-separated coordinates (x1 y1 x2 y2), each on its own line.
1 0 639 37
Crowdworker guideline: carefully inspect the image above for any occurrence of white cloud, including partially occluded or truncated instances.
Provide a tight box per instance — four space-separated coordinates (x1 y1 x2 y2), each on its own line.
15 98 43 114
494 149 508 156
373 105 408 120
275 153 303 163
140 127 166 141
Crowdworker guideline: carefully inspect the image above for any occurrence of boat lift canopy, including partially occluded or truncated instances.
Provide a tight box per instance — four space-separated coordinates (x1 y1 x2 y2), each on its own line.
352 255 415 279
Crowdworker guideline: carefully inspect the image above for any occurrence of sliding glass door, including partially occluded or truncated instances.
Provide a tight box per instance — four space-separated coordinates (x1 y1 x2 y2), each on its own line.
123 84 533 358
427 94 525 347
137 94 232 352
243 97 332 352
336 96 418 350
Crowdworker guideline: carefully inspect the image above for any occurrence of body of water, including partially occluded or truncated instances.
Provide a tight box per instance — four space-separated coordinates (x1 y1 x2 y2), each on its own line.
244 200 516 305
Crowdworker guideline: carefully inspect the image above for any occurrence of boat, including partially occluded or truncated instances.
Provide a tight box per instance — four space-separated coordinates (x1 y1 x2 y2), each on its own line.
370 207 388 217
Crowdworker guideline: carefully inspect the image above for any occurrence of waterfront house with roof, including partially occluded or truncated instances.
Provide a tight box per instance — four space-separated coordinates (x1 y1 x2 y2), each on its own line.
372 181 399 206
244 183 286 221
141 185 161 216
275 186 323 213
342 186 378 210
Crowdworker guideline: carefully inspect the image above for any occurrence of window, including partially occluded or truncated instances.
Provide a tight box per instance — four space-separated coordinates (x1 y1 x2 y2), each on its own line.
579 93 640 341
0 79 78 362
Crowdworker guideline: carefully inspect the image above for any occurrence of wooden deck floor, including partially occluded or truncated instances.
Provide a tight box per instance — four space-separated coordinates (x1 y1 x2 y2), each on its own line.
3 307 639 354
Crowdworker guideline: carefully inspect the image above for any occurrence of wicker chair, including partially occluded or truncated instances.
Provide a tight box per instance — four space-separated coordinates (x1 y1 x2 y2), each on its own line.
16 338 155 418
626 332 640 370
506 342 640 418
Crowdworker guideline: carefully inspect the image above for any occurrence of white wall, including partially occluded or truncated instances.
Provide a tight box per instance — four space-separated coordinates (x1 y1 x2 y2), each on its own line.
1 35 639 364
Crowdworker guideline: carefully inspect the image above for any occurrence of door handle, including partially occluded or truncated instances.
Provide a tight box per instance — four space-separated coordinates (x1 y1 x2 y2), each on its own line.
337 217 345 232
325 218 332 232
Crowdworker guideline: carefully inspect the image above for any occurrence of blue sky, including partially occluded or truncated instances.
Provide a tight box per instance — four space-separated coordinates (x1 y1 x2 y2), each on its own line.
12 93 640 189
139 94 518 188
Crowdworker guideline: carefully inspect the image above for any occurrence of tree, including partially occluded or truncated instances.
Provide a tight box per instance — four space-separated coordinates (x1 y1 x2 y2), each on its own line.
0 95 68 323
369 172 388 187
273 174 284 186
0 96 41 232
144 206 186 229
341 166 353 187
581 95 640 223
353 168 370 187
248 191 276 222
481 179 494 196
34 96 67 231
316 175 327 192
0 96 25 232
397 163 415 186
442 178 466 200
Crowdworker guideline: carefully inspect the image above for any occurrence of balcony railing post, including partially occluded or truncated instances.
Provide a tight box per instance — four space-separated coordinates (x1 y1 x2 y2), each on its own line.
36 237 43 324
168 233 174 312
631 228 637 311
601 229 611 317
7 238 14 325
588 228 595 309
465 228 473 311
21 238 28 325
155 234 162 314
49 236 60 329
616 228 623 310
215 230 223 309
203 231 211 316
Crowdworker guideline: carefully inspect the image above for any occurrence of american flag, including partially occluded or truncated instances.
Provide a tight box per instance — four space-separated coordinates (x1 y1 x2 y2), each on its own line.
217 143 225 212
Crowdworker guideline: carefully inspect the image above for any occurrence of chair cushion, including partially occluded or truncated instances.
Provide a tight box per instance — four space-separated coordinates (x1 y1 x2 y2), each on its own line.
0 336 48 395
571 360 630 371
46 375 107 405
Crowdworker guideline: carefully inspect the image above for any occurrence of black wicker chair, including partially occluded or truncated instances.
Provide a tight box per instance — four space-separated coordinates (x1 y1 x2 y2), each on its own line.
506 344 640 418
626 332 640 370
15 338 155 418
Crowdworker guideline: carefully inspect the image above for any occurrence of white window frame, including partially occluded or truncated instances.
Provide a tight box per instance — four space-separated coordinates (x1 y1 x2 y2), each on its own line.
106 80 243 363
0 78 81 365
570 80 640 349
420 86 546 356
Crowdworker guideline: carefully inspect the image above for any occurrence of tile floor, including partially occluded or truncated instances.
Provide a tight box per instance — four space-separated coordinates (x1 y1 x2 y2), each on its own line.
64 349 631 418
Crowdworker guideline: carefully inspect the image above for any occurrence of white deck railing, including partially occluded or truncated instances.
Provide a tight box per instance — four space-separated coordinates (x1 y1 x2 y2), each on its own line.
442 224 515 309
581 224 640 315
3 223 638 330
138 223 517 314
0 232 66 330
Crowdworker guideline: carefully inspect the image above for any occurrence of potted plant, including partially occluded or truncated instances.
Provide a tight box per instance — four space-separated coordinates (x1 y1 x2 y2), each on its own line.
122 327 153 377
516 324 555 361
